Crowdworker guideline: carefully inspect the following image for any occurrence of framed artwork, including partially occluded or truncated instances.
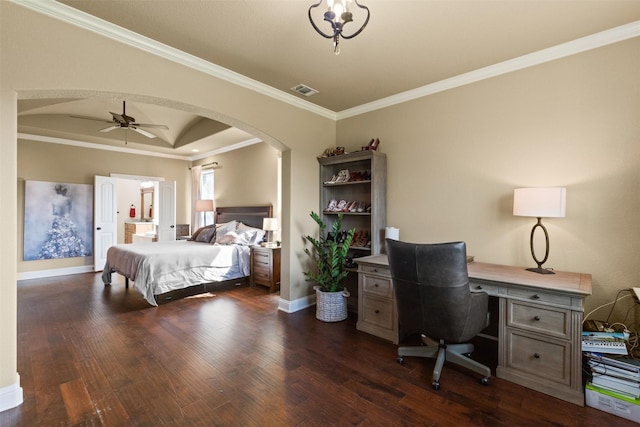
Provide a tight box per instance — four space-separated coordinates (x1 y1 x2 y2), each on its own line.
24 181 93 260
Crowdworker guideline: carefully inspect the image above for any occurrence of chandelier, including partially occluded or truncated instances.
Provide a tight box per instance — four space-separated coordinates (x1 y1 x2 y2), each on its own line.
308 0 370 55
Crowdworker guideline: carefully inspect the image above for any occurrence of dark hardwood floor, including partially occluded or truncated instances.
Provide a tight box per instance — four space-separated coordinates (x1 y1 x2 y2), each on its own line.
1 273 634 426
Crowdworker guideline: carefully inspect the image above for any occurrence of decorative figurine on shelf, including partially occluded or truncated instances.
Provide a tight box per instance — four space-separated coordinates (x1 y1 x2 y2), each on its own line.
129 204 136 218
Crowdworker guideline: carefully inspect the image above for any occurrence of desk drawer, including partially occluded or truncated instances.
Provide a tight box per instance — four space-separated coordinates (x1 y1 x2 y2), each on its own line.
361 295 395 330
507 287 571 306
469 280 501 296
508 301 570 339
506 329 571 386
362 274 393 298
359 264 390 277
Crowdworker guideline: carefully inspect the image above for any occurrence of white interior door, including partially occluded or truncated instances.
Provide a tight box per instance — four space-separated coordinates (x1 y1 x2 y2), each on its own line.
94 176 118 271
157 180 176 241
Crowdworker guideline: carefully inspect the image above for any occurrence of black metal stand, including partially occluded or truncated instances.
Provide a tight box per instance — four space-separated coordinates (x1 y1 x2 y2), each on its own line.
528 217 555 274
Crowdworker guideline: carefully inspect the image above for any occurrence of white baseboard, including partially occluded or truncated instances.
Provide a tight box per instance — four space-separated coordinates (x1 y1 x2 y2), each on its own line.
18 265 95 281
0 376 23 413
278 293 316 313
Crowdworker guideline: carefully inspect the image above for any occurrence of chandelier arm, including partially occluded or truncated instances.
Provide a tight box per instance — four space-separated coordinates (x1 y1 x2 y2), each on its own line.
340 1 370 39
308 1 336 39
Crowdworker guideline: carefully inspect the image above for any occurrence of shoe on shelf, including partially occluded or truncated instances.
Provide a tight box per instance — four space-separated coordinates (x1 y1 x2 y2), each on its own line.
361 139 374 151
336 169 350 182
335 200 347 212
325 199 337 211
356 201 365 213
324 174 337 185
370 138 380 151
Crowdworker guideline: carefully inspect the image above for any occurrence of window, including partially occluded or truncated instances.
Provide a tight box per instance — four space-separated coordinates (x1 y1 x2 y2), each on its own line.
200 168 214 225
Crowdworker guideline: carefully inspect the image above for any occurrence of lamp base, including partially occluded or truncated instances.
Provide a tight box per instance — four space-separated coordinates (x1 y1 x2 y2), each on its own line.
526 267 555 275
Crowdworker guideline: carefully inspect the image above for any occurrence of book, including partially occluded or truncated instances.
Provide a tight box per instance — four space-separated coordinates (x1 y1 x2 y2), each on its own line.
586 353 640 374
582 333 628 354
592 374 640 398
590 363 640 382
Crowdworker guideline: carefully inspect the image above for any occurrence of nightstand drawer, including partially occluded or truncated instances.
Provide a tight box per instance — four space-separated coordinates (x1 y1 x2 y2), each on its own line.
361 295 395 330
508 301 570 339
506 329 571 386
362 275 393 298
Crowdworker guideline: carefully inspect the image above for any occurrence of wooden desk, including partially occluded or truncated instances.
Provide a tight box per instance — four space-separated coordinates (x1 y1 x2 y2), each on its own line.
356 255 592 406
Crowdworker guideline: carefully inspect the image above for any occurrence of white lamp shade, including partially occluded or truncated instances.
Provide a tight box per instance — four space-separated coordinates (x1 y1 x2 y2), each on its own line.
513 187 566 218
195 199 214 212
262 218 278 231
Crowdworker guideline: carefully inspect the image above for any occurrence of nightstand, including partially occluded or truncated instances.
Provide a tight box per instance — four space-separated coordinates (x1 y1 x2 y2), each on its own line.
250 246 281 292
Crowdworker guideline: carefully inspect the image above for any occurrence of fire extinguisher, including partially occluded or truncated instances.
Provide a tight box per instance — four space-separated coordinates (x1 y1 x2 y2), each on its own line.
129 204 136 218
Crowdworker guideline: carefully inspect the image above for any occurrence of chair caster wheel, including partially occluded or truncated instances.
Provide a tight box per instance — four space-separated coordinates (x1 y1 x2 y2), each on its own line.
481 377 489 385
397 356 405 365
432 381 440 390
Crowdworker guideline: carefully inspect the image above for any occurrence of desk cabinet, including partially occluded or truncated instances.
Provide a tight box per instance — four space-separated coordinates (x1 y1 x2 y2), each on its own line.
250 246 281 292
356 259 398 344
355 255 591 406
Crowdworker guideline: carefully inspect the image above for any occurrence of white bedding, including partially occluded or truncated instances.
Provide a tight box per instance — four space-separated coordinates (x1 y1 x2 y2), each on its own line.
102 241 251 306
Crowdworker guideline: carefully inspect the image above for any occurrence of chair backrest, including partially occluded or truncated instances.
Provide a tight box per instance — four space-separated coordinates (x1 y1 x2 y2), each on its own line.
386 239 475 343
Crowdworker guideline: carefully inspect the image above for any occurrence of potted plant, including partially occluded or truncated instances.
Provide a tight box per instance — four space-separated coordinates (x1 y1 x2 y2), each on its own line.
304 211 356 322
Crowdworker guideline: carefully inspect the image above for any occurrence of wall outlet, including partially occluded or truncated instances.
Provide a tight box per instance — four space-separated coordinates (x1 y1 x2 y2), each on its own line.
632 287 640 303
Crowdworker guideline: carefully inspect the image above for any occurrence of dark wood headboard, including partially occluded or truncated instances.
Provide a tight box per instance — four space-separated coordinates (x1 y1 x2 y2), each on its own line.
215 205 273 229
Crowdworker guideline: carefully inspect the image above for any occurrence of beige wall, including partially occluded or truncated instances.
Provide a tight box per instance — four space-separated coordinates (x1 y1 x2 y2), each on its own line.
193 142 280 214
337 37 640 319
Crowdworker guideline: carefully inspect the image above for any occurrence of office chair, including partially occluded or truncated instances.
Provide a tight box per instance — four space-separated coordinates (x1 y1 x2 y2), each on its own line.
386 239 491 389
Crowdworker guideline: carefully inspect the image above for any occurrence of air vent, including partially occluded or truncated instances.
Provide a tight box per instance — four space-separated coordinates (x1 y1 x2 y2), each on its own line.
291 84 319 97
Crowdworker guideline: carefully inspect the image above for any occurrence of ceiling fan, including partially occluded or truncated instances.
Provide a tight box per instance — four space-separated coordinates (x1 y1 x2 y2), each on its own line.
70 101 169 139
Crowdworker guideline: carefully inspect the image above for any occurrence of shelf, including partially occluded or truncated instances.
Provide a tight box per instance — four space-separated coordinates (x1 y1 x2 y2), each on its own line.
323 180 371 187
323 211 371 216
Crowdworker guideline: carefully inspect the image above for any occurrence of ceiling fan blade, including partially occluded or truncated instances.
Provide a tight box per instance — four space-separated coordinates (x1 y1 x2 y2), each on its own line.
132 122 169 130
110 112 126 123
99 125 119 133
70 114 113 124
130 126 157 138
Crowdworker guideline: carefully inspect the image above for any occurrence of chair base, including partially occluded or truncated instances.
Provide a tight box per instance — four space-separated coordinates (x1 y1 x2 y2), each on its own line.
397 335 491 388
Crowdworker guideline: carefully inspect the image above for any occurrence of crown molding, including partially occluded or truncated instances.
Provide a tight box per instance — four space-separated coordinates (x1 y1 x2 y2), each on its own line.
337 20 640 120
10 0 337 121
11 1 640 122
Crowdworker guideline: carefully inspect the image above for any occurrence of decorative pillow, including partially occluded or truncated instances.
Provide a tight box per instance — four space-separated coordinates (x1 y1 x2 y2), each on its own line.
238 223 266 245
189 225 214 241
216 231 238 245
214 220 238 243
195 226 216 243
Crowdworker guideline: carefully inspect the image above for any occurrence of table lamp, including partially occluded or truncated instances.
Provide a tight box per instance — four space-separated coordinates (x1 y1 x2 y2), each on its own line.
513 187 566 274
262 218 278 247
196 199 214 226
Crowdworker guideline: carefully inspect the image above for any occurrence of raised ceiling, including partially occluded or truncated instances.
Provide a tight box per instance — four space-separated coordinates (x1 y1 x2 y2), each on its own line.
15 0 640 157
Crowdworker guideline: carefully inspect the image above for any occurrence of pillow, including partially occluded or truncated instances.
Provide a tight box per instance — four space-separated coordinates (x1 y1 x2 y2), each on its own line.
195 226 216 243
214 220 238 243
216 231 238 245
189 225 214 241
238 223 267 245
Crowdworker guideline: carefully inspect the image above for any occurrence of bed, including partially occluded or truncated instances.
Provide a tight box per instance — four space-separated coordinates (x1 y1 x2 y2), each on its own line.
101 205 273 305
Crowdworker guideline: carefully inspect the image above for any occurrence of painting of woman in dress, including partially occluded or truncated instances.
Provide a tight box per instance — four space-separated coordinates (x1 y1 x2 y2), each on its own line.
24 181 93 260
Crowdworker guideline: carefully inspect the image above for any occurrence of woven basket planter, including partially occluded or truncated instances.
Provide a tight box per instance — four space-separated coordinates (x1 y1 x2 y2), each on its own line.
314 286 350 322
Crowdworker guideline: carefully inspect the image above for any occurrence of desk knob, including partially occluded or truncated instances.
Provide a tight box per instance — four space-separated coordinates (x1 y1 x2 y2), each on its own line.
534 316 541 321
476 285 483 290
534 353 541 359
373 268 378 272
532 294 540 300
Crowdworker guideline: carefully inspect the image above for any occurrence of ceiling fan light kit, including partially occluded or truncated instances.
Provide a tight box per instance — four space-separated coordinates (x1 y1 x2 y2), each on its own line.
308 0 370 55
70 101 169 142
